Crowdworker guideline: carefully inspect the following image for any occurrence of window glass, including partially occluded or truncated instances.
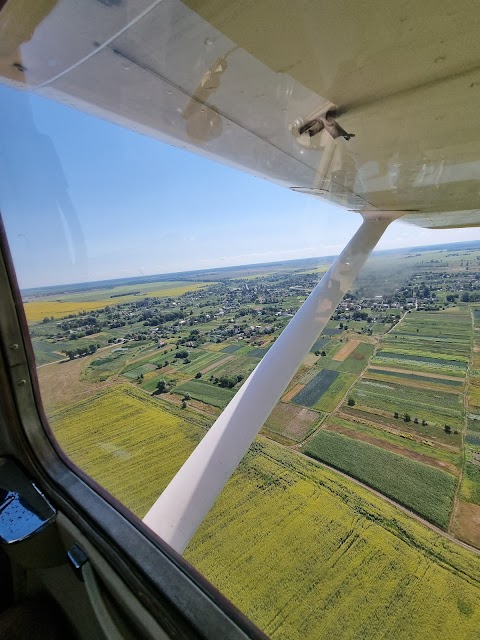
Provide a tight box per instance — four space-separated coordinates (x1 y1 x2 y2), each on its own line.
2 2 480 637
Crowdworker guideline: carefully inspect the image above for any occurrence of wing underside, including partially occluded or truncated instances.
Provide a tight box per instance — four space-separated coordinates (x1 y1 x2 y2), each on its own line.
1 0 480 228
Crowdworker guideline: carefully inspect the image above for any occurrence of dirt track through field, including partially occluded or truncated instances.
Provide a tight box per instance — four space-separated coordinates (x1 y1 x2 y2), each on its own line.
332 339 360 361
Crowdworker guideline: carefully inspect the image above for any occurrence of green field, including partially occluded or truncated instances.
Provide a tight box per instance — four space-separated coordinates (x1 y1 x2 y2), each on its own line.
293 370 339 407
177 350 229 375
313 373 356 412
210 355 257 380
303 430 456 528
31 340 65 365
313 341 374 374
173 379 235 408
349 379 464 432
325 415 460 468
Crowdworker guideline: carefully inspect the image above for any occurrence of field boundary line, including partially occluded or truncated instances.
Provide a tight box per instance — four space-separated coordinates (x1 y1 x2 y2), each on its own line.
270 438 480 558
449 306 474 532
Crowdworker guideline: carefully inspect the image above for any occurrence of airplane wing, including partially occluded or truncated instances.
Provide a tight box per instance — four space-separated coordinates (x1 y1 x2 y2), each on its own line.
1 0 479 227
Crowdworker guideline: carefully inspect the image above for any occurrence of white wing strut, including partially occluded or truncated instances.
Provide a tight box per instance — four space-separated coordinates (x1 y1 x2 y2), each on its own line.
143 214 396 553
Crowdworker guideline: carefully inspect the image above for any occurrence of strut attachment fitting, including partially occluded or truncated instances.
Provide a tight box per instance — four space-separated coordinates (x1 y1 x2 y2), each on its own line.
297 108 355 141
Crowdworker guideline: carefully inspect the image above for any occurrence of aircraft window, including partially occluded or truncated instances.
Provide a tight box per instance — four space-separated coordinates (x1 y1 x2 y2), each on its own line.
3 70 480 640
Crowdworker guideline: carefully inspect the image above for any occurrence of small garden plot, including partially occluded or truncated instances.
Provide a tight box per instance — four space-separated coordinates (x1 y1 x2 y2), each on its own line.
332 340 360 361
314 374 356 413
466 434 480 447
173 379 235 409
247 347 271 359
467 415 480 433
309 337 330 353
292 370 339 407
303 430 456 528
178 351 227 375
263 403 323 442
323 328 342 335
210 355 256 380
283 383 304 403
122 363 157 379
461 459 480 505
222 344 243 354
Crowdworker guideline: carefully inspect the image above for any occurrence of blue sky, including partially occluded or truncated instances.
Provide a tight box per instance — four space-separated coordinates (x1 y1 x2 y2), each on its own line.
1 84 480 289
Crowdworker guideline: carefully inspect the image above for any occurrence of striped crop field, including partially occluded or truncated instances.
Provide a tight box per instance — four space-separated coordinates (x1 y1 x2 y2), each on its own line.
366 368 464 388
312 373 356 412
121 363 158 379
177 350 229 375
303 430 456 528
173 379 235 408
292 369 339 407
309 337 330 353
374 350 468 369
349 379 464 432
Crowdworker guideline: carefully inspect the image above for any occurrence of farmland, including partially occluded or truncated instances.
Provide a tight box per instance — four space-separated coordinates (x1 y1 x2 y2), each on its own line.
24 281 212 322
187 440 480 640
50 386 208 515
262 403 323 443
303 430 456 528
49 388 480 640
173 379 236 408
292 369 339 407
26 242 480 636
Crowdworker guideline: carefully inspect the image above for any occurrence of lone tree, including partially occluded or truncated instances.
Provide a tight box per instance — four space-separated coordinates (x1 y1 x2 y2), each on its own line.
404 413 411 422
347 397 355 407
195 372 202 379
444 425 452 434
156 380 167 394
394 411 399 419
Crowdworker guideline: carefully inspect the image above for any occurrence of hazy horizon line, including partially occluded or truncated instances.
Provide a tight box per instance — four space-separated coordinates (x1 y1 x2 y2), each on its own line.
21 237 480 294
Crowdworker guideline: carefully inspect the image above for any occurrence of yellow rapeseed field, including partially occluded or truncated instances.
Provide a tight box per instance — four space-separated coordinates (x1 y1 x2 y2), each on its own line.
50 387 480 639
50 386 206 515
23 282 211 322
